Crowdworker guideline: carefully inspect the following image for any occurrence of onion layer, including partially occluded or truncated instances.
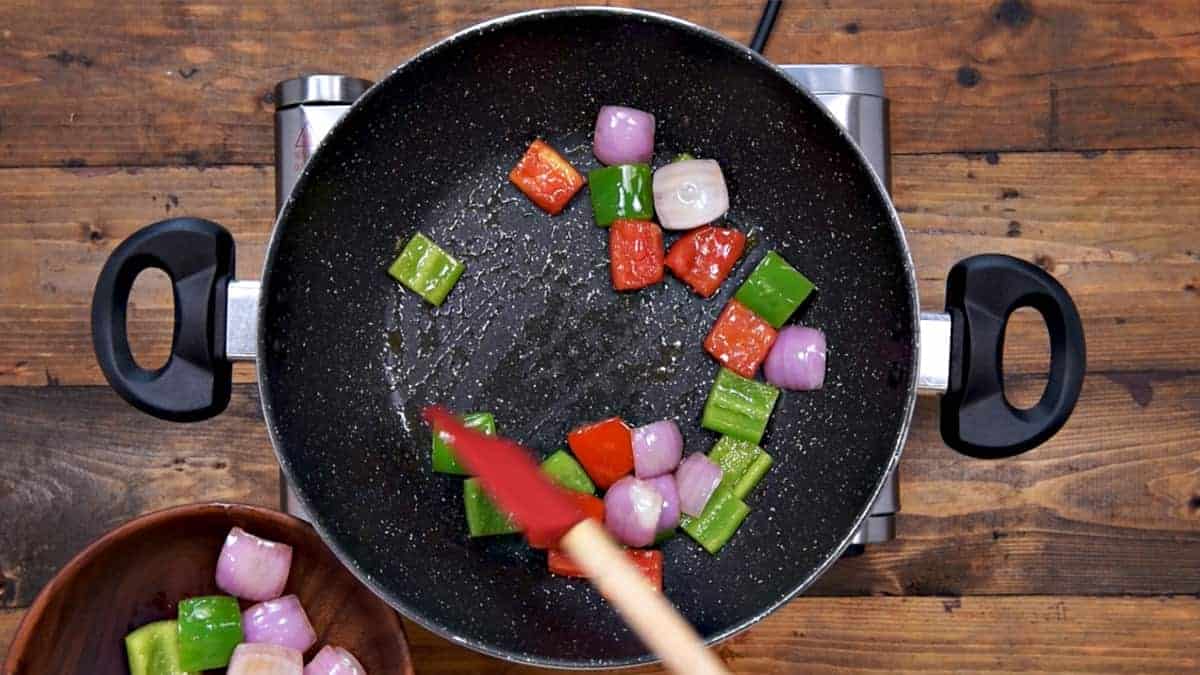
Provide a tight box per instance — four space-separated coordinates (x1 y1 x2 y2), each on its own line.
227 643 303 675
646 474 681 532
676 453 724 517
594 105 656 165
652 159 729 231
632 420 683 478
216 527 293 602
763 326 827 390
305 645 367 675
242 595 318 653
604 476 663 547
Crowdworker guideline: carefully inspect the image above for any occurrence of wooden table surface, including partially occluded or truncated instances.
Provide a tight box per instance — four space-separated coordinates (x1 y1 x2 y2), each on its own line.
2 1 1198 672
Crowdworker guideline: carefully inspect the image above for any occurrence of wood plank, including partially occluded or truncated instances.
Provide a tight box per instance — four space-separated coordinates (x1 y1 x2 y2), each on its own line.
1 149 1197 386
0 385 278 609
6 596 1198 673
1 371 1197 609
0 1 1197 168
401 596 1200 674
810 372 1200 597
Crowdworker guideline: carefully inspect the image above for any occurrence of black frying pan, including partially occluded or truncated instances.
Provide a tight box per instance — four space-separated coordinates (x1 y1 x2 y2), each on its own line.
91 8 1085 669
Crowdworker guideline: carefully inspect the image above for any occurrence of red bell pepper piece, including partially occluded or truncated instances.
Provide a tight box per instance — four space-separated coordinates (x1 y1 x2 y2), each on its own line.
547 548 663 590
509 139 586 215
530 492 605 549
665 226 747 298
568 492 605 524
609 219 664 291
704 299 778 378
566 417 634 489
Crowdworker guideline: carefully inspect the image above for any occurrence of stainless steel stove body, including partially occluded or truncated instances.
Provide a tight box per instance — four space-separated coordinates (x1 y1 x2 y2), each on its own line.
271 64 902 549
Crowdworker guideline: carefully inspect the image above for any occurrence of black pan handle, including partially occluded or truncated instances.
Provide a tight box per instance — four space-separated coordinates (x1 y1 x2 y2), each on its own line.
91 218 235 422
940 254 1086 459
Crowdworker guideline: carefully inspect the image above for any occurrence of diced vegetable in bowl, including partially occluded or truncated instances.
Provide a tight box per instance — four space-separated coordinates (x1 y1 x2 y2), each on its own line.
243 594 318 653
306 645 368 675
178 595 244 671
122 527 369 675
124 620 189 675
217 526 293 602
228 643 303 675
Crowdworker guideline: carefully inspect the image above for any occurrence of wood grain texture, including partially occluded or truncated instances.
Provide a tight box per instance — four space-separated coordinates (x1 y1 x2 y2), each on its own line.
7 596 1197 673
2 148 1196 386
0 0 1197 168
400 596 1200 674
1 371 1197 610
0 385 277 608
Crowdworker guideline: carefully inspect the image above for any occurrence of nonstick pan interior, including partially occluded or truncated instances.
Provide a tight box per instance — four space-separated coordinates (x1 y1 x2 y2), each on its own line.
260 8 917 668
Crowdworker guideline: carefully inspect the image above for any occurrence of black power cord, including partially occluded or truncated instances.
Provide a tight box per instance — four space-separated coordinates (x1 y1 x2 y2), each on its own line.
749 0 782 54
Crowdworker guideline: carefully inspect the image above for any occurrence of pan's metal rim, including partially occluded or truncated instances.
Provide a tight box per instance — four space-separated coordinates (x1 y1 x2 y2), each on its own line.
257 5 920 671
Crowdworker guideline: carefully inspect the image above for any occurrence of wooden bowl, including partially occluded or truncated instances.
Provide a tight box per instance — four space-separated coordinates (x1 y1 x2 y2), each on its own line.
3 503 413 674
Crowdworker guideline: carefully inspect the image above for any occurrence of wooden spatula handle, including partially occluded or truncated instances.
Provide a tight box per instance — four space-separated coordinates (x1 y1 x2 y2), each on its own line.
559 518 731 675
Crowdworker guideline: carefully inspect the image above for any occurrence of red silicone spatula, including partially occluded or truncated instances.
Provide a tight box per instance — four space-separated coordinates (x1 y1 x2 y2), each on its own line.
423 406 729 675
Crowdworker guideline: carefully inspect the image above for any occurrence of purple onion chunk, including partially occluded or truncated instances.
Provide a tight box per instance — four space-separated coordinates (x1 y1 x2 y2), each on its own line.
632 419 684 478
216 527 293 602
646 474 681 532
242 594 318 653
594 105 656 165
676 453 724 517
305 645 367 675
763 326 827 391
603 476 664 547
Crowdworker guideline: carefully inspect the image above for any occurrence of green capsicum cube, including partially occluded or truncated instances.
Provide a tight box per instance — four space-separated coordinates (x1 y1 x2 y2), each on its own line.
388 232 465 306
680 487 750 554
672 152 696 163
125 620 194 675
733 251 814 327
541 449 596 494
177 596 243 671
701 368 780 445
708 436 774 500
464 478 520 536
432 411 495 475
588 164 653 226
